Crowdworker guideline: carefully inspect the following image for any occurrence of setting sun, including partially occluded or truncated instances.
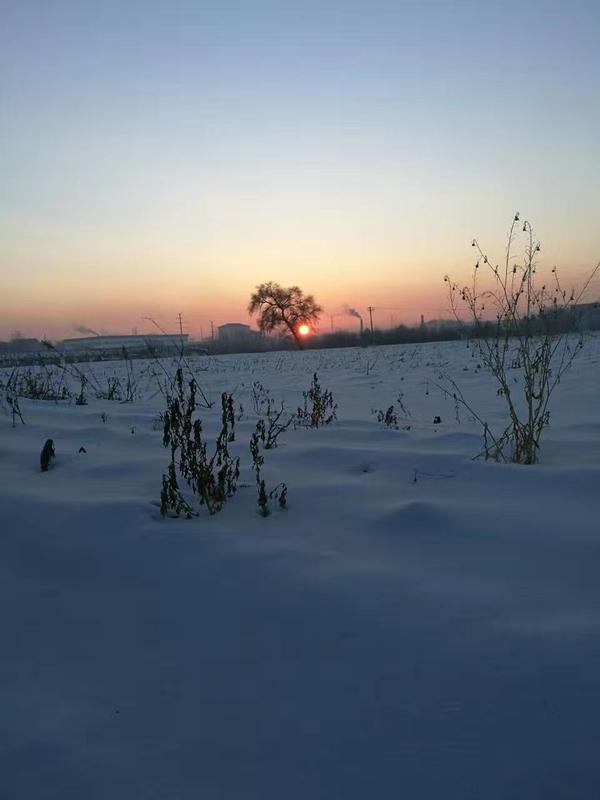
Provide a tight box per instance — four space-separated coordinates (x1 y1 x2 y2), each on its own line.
298 324 311 336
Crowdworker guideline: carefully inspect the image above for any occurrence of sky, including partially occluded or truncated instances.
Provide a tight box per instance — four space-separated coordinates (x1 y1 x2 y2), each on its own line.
1 0 599 340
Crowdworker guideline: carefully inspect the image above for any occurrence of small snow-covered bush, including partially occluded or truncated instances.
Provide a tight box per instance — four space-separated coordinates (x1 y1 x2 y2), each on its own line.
373 393 411 430
295 373 337 429
374 405 399 428
445 215 599 464
248 380 294 448
0 370 25 426
9 367 70 402
160 370 239 517
250 421 288 517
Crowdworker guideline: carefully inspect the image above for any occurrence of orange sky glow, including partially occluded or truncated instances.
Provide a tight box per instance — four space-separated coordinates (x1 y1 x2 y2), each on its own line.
2 3 599 342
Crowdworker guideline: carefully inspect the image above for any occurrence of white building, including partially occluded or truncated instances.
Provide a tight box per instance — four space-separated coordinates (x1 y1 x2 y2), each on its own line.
60 334 188 355
217 323 257 344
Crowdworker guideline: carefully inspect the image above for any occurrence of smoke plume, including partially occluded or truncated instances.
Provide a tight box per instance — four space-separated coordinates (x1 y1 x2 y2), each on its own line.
72 324 100 337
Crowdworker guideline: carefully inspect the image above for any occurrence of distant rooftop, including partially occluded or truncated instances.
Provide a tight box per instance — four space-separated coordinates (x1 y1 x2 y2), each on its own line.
60 333 188 351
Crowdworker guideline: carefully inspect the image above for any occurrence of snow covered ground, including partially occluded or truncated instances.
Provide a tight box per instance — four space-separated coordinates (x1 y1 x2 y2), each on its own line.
1 338 600 799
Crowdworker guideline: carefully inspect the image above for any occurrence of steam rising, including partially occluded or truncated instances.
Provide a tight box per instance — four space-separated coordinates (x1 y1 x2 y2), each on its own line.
72 324 100 337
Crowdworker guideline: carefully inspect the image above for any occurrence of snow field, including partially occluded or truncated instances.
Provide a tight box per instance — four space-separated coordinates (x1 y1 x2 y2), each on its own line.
1 337 599 798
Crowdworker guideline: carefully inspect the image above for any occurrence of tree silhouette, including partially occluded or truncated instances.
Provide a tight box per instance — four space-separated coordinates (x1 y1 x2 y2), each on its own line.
248 282 322 349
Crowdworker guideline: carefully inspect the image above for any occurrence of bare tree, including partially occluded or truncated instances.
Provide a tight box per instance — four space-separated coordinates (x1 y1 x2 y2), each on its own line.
248 282 322 349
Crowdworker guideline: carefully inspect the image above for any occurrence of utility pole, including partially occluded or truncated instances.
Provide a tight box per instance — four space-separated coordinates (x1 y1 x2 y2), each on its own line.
368 306 374 334
210 320 215 340
174 313 186 355
330 314 334 333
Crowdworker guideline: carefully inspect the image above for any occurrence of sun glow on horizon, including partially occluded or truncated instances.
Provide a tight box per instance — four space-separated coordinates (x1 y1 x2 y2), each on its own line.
1 2 599 341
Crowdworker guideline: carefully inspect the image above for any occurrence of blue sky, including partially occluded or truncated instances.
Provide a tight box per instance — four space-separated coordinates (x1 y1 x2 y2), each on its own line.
1 0 599 337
